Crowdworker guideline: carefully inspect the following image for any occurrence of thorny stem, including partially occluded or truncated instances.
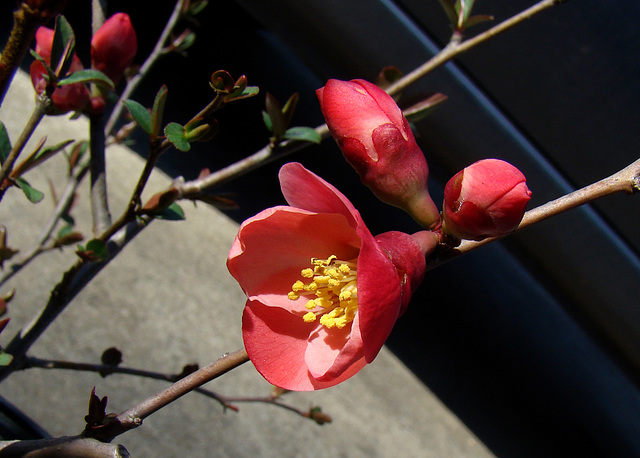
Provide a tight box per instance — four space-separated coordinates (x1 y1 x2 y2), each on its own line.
89 1 112 236
426 157 640 270
386 0 566 97
24 355 319 419
87 349 250 442
0 3 48 106
0 94 50 201
0 157 90 287
104 0 186 138
177 0 566 195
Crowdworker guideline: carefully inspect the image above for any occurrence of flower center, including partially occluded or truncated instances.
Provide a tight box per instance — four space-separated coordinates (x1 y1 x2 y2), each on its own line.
288 255 358 329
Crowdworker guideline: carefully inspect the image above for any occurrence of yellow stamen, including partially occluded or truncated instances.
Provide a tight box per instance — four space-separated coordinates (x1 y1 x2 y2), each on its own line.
288 255 358 330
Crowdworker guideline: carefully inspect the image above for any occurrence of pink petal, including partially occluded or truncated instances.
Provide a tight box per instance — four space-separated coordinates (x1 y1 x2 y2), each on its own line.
243 301 366 390
305 313 366 380
279 162 363 230
356 231 404 362
227 205 359 312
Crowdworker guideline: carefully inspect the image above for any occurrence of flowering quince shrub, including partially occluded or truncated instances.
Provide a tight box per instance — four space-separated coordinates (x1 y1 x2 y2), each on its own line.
317 78 440 229
442 158 532 241
227 162 437 390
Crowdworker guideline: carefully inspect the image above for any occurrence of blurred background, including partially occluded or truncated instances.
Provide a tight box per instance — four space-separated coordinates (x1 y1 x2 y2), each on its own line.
2 0 640 456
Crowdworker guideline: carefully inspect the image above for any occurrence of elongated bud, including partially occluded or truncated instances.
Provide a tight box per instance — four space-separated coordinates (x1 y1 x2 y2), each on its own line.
317 78 440 229
442 158 532 241
91 13 137 85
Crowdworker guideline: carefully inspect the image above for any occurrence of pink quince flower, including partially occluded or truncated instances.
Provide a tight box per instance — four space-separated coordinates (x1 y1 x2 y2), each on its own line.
30 27 90 114
317 78 440 229
91 12 137 85
227 163 435 391
442 158 532 241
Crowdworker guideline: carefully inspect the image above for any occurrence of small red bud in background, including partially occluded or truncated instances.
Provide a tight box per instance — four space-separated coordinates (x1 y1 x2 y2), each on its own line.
317 78 440 229
91 13 137 85
442 158 532 241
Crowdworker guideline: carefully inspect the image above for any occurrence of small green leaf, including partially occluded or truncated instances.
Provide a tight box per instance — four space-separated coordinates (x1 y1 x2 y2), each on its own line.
58 69 114 89
225 86 259 102
265 93 285 140
15 178 44 203
151 85 169 138
403 93 448 123
0 122 11 163
0 351 13 366
262 110 272 132
122 99 152 134
437 0 459 27
51 16 76 77
85 239 108 261
283 127 321 144
164 122 190 152
153 202 185 221
281 92 299 129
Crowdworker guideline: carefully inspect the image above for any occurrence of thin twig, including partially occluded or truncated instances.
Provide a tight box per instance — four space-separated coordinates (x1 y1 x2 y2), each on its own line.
0 94 50 201
0 158 90 288
104 0 186 137
87 348 250 442
23 355 321 420
386 0 566 97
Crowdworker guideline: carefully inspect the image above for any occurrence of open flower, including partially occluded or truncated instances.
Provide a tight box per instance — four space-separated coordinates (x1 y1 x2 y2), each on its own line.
227 163 433 390
317 78 440 229
442 158 532 241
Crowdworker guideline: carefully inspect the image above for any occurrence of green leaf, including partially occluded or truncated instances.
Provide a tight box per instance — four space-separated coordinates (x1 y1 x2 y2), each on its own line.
403 93 448 123
225 86 259 102
85 239 108 261
153 202 185 221
281 92 299 130
265 92 285 140
150 85 169 138
50 15 76 77
58 69 114 89
283 127 321 144
15 178 44 203
122 99 152 135
164 122 190 152
0 351 13 366
262 110 272 133
437 0 459 26
0 122 11 163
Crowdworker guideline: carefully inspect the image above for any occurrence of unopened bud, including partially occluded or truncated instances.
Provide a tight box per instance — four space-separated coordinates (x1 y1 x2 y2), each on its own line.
317 79 440 228
442 158 532 241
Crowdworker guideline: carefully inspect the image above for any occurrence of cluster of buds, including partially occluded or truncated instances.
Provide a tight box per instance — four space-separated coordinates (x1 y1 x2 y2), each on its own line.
30 12 137 114
317 78 532 242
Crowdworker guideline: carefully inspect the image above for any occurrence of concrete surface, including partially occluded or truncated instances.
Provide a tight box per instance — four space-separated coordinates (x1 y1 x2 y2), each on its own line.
0 70 491 457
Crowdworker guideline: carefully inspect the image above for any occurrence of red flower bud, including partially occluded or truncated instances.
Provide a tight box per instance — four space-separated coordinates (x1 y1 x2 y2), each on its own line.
317 79 440 229
91 13 137 85
442 158 532 241
30 26 89 114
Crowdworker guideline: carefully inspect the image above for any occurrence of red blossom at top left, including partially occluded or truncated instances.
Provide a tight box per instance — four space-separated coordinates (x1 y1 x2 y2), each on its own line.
30 26 90 114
